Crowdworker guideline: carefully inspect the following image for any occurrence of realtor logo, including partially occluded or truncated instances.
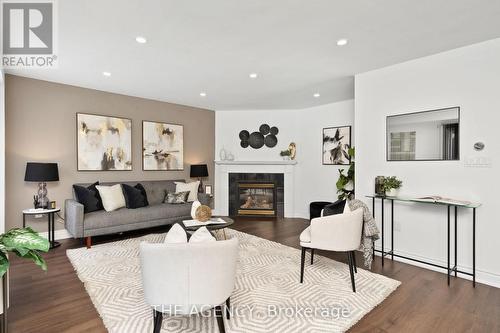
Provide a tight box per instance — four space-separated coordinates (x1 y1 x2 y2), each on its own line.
2 0 57 68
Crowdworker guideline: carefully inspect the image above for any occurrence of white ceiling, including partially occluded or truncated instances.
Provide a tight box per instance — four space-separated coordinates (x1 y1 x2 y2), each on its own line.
7 0 500 110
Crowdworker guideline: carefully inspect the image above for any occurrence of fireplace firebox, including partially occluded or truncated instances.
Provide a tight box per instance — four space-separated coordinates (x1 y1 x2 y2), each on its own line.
238 182 276 216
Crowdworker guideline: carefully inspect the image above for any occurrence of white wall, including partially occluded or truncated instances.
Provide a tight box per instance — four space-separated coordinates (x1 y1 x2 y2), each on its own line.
0 71 4 234
355 38 500 287
215 100 354 218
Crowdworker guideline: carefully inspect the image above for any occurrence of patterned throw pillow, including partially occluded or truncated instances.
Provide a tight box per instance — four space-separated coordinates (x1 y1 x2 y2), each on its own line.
164 191 190 204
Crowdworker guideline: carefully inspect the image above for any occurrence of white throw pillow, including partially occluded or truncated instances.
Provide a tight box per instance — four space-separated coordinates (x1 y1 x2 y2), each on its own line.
191 200 201 219
174 181 199 202
96 184 126 212
164 223 188 244
189 226 216 243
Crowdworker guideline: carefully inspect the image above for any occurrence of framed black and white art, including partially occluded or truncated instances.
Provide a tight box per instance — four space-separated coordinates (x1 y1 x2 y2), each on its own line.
142 120 184 170
77 113 132 171
322 126 351 165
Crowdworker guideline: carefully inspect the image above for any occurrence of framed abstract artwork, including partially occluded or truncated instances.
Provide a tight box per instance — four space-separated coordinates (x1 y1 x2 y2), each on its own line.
142 120 184 170
322 126 351 165
77 113 132 171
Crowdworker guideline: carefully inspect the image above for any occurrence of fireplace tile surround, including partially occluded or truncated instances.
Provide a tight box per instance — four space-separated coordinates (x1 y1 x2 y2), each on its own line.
214 160 297 217
229 173 284 217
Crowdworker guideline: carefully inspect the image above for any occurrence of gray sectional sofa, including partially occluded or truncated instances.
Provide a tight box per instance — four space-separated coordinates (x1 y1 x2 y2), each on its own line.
65 180 210 247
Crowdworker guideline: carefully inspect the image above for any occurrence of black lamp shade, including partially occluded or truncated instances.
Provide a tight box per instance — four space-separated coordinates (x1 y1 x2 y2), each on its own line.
190 164 208 178
24 162 59 182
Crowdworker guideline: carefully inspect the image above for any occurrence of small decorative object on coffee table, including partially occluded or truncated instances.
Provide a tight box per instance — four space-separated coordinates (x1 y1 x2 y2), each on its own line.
195 205 212 222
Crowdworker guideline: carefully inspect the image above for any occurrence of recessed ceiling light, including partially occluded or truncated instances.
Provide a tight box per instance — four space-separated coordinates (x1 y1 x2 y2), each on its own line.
200 92 207 97
336 38 348 46
313 93 320 98
135 36 147 44
249 73 258 79
102 71 111 77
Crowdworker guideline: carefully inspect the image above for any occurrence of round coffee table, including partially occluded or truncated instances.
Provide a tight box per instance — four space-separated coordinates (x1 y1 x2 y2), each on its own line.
183 217 234 240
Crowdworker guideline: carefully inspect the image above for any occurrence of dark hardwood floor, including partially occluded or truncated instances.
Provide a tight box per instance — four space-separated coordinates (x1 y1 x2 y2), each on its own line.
8 217 500 332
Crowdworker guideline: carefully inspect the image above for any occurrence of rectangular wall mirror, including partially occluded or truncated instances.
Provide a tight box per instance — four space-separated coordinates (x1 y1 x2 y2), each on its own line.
386 107 460 161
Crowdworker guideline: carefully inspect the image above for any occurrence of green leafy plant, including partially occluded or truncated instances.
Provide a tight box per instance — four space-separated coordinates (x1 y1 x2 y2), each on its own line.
0 227 50 278
382 176 403 192
279 149 291 156
336 147 355 200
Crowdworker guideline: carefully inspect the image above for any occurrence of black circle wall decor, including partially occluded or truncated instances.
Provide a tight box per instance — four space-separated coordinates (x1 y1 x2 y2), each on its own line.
259 124 270 135
239 130 250 140
249 132 265 149
264 134 278 148
239 124 279 149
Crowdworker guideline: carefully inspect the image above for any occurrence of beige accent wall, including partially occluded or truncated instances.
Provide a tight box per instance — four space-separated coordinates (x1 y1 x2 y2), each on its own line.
5 75 215 232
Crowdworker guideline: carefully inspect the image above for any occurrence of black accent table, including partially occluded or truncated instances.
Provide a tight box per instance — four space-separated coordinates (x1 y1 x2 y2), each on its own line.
22 208 61 249
367 195 480 287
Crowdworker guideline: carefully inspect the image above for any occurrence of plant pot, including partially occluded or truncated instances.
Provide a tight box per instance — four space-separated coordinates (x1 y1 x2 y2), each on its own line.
385 188 399 197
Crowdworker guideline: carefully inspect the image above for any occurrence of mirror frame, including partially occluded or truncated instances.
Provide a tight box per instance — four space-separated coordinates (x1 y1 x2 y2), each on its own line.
386 106 460 162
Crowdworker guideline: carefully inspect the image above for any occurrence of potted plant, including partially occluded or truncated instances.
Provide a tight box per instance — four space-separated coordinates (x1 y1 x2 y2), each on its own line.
0 227 50 333
336 147 355 200
382 176 403 197
279 149 292 160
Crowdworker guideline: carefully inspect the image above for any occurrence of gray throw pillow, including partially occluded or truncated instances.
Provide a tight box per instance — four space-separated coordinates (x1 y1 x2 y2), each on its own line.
164 191 190 204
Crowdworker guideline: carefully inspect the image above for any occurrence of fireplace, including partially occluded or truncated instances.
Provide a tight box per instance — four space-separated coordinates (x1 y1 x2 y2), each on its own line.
228 173 284 217
238 182 276 216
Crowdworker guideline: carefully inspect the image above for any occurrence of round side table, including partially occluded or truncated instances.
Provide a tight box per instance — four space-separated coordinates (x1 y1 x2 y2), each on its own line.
22 208 61 249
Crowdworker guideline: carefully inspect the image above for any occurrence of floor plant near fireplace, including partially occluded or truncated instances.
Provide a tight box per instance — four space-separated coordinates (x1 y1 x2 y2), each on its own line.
0 227 50 333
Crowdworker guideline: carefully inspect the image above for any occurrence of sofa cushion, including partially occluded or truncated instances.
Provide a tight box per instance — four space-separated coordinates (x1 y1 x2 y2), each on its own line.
122 183 149 209
96 184 127 212
73 182 103 213
84 202 192 230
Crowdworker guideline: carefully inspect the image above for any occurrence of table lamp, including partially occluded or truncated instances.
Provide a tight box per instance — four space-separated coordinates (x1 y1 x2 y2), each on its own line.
24 162 59 209
190 164 208 193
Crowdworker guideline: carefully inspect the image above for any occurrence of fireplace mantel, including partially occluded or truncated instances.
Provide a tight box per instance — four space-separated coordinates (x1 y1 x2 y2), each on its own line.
214 160 297 217
215 160 297 165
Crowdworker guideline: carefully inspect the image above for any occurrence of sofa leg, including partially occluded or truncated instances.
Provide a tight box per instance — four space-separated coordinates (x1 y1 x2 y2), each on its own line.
85 236 92 249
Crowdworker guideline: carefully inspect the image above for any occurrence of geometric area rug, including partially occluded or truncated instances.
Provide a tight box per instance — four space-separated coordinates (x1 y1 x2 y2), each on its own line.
67 229 400 333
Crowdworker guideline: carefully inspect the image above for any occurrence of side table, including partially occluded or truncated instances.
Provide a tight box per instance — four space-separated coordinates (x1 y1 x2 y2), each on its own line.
22 208 61 249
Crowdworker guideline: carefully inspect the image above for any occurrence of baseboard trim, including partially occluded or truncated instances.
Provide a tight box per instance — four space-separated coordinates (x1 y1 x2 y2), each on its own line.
373 246 500 288
39 229 73 241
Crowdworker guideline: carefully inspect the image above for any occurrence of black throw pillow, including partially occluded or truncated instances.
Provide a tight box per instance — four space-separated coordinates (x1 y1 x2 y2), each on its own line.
122 183 149 209
73 182 104 213
323 199 347 216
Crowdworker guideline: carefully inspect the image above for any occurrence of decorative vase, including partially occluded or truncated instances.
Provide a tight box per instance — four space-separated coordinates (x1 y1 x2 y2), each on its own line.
219 147 227 161
385 188 399 197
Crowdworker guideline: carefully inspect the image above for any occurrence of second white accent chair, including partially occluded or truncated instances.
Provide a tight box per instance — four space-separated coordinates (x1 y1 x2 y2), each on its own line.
140 237 239 333
299 207 364 292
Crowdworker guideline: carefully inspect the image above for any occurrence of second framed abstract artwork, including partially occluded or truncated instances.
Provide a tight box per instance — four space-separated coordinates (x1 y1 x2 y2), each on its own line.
142 121 184 170
322 126 351 165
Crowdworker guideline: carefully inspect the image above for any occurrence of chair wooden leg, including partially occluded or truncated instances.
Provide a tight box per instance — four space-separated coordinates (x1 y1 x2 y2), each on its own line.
215 305 226 333
352 251 357 273
85 236 92 249
153 310 163 333
310 248 315 265
300 247 306 283
225 297 230 319
347 252 356 292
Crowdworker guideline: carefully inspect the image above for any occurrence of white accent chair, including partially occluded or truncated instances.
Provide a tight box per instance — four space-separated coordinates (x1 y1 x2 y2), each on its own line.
299 208 364 292
140 237 239 333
